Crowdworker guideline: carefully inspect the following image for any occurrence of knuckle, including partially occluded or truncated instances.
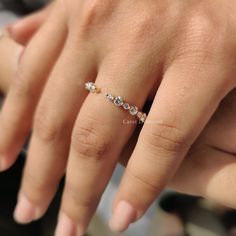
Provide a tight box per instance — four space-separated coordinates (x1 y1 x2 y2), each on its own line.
142 122 188 154
71 118 111 161
183 13 222 53
131 15 155 41
78 0 111 33
187 13 218 39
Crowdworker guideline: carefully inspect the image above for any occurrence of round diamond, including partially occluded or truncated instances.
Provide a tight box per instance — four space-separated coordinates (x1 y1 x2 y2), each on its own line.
106 94 114 101
137 112 147 123
129 106 138 116
123 103 130 110
114 96 124 106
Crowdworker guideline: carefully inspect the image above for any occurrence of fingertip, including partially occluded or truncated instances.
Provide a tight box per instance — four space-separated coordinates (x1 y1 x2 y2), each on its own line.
13 193 43 224
55 212 85 236
0 156 15 172
109 201 138 233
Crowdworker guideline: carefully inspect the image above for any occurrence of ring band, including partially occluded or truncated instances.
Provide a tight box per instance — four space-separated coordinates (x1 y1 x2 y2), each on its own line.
85 82 147 123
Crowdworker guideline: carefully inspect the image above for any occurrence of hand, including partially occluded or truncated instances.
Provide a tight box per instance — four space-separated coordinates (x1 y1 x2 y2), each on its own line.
1 32 236 234
0 1 236 235
0 28 236 233
1 33 236 235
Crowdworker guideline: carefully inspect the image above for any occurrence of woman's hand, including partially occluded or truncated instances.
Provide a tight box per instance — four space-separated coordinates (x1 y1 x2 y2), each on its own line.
0 26 236 233
1 34 236 235
0 0 236 235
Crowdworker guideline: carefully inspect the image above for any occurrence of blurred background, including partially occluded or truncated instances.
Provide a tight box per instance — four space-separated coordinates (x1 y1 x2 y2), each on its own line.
0 1 236 236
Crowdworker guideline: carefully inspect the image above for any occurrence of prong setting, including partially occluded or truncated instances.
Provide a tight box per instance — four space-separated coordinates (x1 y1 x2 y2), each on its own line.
114 96 124 107
85 82 99 93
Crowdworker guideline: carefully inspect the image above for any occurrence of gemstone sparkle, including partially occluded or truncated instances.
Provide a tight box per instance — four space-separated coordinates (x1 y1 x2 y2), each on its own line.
114 96 124 106
137 112 147 123
129 106 138 116
85 82 97 93
123 103 130 110
106 93 114 101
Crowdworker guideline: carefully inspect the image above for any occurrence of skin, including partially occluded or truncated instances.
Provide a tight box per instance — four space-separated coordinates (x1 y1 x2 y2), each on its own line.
2 29 236 234
1 0 236 234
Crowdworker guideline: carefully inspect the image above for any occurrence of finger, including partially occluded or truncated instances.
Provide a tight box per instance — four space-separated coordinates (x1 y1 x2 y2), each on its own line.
201 88 236 154
171 145 236 209
0 32 23 94
111 61 234 232
14 33 97 224
8 3 54 45
0 3 67 171
56 51 160 235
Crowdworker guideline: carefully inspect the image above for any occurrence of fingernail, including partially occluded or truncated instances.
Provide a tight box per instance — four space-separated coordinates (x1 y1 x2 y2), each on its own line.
0 158 7 171
109 201 138 232
55 213 85 236
0 157 11 172
14 194 41 224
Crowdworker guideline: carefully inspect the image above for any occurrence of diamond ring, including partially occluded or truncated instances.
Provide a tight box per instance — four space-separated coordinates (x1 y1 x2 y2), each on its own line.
85 82 147 123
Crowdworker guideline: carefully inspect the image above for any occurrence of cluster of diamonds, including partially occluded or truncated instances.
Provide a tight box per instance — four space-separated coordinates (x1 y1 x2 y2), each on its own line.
106 93 147 123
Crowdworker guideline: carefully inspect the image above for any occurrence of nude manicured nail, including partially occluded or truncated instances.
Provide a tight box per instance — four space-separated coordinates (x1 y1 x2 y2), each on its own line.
109 201 138 232
55 213 84 236
0 157 8 171
14 194 41 224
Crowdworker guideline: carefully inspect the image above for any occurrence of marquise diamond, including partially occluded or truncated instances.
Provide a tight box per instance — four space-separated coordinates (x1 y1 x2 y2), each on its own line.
85 82 97 93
